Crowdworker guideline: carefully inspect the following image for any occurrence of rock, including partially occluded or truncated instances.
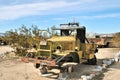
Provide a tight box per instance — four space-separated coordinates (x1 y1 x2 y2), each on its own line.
90 73 95 78
102 59 112 66
92 66 103 72
114 51 120 62
110 58 115 63
102 64 107 69
114 57 119 62
87 75 92 80
81 75 86 78
81 75 92 80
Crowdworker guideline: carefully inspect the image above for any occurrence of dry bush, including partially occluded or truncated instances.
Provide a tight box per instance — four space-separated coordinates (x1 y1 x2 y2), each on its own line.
110 32 120 47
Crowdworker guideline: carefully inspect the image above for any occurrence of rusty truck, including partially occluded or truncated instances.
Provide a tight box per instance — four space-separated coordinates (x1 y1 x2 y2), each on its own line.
23 22 98 74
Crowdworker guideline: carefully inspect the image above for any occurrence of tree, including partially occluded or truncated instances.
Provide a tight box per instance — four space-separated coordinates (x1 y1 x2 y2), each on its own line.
4 29 19 45
32 25 41 49
3 24 52 56
111 32 120 47
19 25 32 48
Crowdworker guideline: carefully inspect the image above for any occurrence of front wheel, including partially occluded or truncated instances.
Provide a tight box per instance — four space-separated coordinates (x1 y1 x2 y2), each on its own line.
35 63 40 68
40 67 47 74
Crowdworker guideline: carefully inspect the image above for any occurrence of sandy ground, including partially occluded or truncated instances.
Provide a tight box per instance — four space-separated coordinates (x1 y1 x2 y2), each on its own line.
102 63 120 80
0 59 51 80
0 59 98 80
0 47 120 80
95 48 120 80
0 60 120 80
94 63 120 80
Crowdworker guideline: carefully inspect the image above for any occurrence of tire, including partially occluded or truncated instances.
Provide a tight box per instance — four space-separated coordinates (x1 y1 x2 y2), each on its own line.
69 52 80 63
57 52 80 67
40 67 47 74
35 63 40 68
94 48 98 53
88 55 97 65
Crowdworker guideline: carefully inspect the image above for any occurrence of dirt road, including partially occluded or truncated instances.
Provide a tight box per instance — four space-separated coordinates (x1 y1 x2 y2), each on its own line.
0 48 119 80
95 63 120 80
0 59 98 80
0 59 50 80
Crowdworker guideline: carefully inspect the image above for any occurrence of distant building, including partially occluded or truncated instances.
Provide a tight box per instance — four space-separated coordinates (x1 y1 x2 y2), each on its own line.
97 33 114 38
86 32 96 38
86 32 114 38
87 33 114 48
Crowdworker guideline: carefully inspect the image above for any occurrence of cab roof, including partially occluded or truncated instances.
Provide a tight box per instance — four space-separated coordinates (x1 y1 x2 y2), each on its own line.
47 36 76 42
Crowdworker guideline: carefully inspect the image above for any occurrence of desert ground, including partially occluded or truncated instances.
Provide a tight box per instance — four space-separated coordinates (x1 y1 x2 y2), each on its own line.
0 46 120 80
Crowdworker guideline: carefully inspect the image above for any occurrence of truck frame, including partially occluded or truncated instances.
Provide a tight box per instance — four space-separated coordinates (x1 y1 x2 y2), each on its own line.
22 22 98 74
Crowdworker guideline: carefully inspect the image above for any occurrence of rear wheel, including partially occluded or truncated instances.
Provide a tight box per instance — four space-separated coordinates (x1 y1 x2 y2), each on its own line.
88 55 97 65
56 52 80 67
69 52 80 63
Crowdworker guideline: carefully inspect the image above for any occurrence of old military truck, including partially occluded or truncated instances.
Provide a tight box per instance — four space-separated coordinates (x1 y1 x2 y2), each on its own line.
36 22 98 74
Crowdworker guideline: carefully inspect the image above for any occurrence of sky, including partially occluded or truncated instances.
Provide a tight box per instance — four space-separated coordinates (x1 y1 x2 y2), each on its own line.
0 0 120 33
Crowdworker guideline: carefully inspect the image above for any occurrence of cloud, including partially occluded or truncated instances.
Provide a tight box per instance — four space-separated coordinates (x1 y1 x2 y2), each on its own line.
52 13 120 21
0 1 80 20
0 0 120 21
77 13 120 20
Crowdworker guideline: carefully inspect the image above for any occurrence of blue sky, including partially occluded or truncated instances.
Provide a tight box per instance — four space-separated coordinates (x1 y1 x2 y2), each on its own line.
0 0 120 33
